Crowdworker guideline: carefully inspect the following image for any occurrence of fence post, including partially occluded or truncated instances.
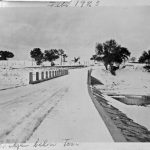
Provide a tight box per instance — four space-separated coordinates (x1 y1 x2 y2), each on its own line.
49 71 51 78
58 70 59 76
29 72 33 84
54 70 55 77
56 70 58 76
52 70 54 78
36 72 39 81
46 71 48 79
41 72 44 80
55 70 57 77
53 70 55 77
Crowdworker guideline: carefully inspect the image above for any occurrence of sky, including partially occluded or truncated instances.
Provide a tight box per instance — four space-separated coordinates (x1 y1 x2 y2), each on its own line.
0 7 150 61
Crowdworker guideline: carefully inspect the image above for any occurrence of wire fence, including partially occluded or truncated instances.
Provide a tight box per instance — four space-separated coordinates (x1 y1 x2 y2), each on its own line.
0 60 38 68
0 60 94 68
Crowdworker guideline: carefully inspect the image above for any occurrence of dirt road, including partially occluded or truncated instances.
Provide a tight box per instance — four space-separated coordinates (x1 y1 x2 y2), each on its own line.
0 68 113 143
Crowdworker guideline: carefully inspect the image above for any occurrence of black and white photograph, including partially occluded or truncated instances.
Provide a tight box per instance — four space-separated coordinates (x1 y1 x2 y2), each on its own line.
0 1 150 149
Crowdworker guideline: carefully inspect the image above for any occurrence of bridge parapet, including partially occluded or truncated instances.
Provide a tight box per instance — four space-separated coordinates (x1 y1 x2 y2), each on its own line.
29 69 69 84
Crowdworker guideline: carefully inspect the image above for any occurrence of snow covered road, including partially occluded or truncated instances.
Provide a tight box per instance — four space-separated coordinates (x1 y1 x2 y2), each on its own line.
0 68 113 143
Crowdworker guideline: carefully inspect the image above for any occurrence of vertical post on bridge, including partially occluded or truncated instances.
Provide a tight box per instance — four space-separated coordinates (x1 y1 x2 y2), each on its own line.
58 69 60 76
41 72 44 80
52 70 54 78
53 70 54 77
36 72 39 81
59 69 61 76
46 71 48 79
58 70 59 76
55 70 57 77
57 70 58 77
58 69 60 77
49 71 51 79
29 72 33 84
54 70 56 77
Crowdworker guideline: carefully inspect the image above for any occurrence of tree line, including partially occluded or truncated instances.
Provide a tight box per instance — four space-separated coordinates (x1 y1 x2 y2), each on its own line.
0 51 14 60
91 39 150 74
0 48 82 67
138 50 150 65
0 41 150 69
91 39 131 75
30 48 67 66
0 48 67 66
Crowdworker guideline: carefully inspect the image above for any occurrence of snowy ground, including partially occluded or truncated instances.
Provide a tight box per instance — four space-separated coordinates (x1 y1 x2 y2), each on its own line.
92 64 150 96
0 67 66 90
0 59 86 90
0 67 31 89
1 62 149 143
92 64 150 130
0 68 113 143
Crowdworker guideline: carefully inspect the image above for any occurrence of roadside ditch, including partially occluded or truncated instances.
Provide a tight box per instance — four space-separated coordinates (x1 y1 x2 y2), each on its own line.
87 69 150 142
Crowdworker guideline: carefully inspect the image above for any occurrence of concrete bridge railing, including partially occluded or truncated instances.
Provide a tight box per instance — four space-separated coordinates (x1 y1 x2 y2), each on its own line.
29 69 69 84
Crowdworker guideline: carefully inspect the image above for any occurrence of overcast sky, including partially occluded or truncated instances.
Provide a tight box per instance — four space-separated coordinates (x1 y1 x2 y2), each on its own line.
0 7 150 61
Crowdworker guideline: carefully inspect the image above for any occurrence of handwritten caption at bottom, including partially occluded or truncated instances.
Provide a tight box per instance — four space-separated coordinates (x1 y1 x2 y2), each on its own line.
0 138 79 150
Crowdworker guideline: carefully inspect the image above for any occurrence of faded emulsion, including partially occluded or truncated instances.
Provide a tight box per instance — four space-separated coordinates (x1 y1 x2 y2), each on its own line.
0 3 150 149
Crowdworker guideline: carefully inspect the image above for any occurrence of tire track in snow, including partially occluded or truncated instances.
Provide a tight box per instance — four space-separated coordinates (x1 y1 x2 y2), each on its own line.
0 87 68 143
0 88 61 139
0 88 59 140
0 87 59 138
0 88 45 107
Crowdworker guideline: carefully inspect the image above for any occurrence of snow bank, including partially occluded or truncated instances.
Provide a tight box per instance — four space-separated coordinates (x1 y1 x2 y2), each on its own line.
92 64 150 95
92 64 150 130
0 67 60 90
